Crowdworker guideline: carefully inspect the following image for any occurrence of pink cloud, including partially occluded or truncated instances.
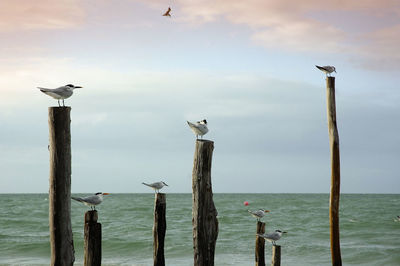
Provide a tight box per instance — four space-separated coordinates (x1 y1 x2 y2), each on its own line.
0 0 85 31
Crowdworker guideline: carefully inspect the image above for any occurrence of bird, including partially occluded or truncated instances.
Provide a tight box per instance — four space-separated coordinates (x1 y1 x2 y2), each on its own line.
71 192 109 210
37 84 82 107
187 120 209 139
257 230 287 246
315 65 336 76
248 209 270 221
163 7 171 17
142 181 168 193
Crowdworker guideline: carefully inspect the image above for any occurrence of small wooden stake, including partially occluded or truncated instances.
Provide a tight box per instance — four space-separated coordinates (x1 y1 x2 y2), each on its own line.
48 107 74 265
271 245 281 266
84 210 101 266
255 221 266 266
326 77 342 266
153 193 166 266
192 140 219 266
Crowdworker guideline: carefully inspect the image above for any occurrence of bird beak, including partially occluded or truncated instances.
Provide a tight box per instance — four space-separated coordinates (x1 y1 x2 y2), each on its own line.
264 210 270 213
74 86 82 89
103 193 110 195
283 231 287 234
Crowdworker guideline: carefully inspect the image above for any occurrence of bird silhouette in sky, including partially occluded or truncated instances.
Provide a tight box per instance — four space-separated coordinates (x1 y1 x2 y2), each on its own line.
163 7 171 17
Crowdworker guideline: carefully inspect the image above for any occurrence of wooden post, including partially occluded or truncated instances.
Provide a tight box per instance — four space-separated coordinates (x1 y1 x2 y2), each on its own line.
271 245 281 266
192 139 219 266
326 77 342 266
84 210 101 266
255 221 266 266
153 193 166 266
48 107 75 265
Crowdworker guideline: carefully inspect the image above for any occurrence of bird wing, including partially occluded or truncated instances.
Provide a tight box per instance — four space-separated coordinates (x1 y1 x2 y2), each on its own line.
37 87 52 91
315 65 327 72
71 196 84 202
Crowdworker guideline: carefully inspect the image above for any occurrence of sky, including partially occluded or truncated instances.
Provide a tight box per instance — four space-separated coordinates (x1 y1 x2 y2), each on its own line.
0 0 399 193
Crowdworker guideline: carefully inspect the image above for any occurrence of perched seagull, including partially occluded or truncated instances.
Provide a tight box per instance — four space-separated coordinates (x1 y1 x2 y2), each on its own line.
187 120 209 139
142 181 168 193
71 192 109 210
163 7 171 17
37 84 82 107
248 209 270 221
315 65 336 77
257 230 287 246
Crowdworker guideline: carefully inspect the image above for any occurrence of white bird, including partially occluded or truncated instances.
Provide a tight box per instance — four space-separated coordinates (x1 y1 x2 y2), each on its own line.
187 120 209 139
248 209 270 221
71 192 109 210
142 181 168 193
316 65 336 76
257 230 287 246
163 7 171 17
37 84 82 107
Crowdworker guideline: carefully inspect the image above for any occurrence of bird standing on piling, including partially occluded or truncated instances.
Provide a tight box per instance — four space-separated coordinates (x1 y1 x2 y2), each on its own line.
248 209 270 221
37 84 82 107
257 230 287 246
187 120 209 139
142 181 168 193
71 192 109 210
163 7 171 17
316 65 336 77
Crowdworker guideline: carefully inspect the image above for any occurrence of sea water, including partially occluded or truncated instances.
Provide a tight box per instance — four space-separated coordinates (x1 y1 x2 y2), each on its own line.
0 193 399 265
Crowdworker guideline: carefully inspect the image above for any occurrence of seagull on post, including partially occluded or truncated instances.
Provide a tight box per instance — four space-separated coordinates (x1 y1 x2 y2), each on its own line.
316 65 336 77
257 230 287 246
71 192 109 210
163 7 171 17
142 181 168 193
248 209 270 221
37 84 82 107
187 119 209 139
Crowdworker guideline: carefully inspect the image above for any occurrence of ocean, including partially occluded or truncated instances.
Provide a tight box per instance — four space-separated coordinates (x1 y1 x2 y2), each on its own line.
0 193 399 265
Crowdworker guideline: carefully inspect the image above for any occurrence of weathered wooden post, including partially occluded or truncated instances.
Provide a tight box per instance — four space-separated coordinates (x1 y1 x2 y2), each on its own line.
84 210 101 266
192 139 219 266
153 193 166 266
48 107 75 265
326 77 342 266
271 245 281 266
255 221 266 266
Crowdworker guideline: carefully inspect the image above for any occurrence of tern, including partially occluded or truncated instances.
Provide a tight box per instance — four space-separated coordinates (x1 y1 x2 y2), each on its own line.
187 120 208 139
37 84 82 107
257 230 287 246
248 209 270 221
316 65 336 76
163 7 171 17
71 192 109 210
142 181 168 193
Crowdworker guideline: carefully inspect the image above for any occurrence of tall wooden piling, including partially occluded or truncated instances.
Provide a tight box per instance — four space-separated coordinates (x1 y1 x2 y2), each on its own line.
255 221 266 266
271 245 281 266
326 77 342 265
192 139 219 266
84 210 101 266
48 107 75 265
153 193 166 266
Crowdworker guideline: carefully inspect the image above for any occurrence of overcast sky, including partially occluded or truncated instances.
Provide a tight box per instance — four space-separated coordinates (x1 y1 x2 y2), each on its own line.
0 0 399 193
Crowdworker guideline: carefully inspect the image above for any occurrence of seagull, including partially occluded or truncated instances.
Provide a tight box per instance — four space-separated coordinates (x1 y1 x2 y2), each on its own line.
37 84 82 107
163 7 171 17
248 209 270 221
257 230 287 246
316 65 336 77
187 120 209 139
142 181 168 193
71 192 109 210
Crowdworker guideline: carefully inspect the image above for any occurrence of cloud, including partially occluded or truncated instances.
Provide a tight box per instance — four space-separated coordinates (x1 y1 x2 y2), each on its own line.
143 0 400 69
0 0 85 31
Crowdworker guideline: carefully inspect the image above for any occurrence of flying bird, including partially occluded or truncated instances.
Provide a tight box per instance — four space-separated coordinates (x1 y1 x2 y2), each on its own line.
142 181 168 193
248 209 270 221
257 230 287 246
163 7 171 17
187 120 209 139
71 192 109 210
315 65 336 76
37 84 82 107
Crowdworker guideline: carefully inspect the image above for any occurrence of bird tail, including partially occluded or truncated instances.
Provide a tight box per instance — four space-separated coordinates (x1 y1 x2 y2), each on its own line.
247 210 252 214
256 233 265 238
37 87 51 92
71 196 84 202
315 65 325 71
142 182 151 187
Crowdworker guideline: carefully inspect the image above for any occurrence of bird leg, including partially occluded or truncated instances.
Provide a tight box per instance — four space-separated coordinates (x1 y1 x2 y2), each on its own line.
57 100 61 107
62 99 65 107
